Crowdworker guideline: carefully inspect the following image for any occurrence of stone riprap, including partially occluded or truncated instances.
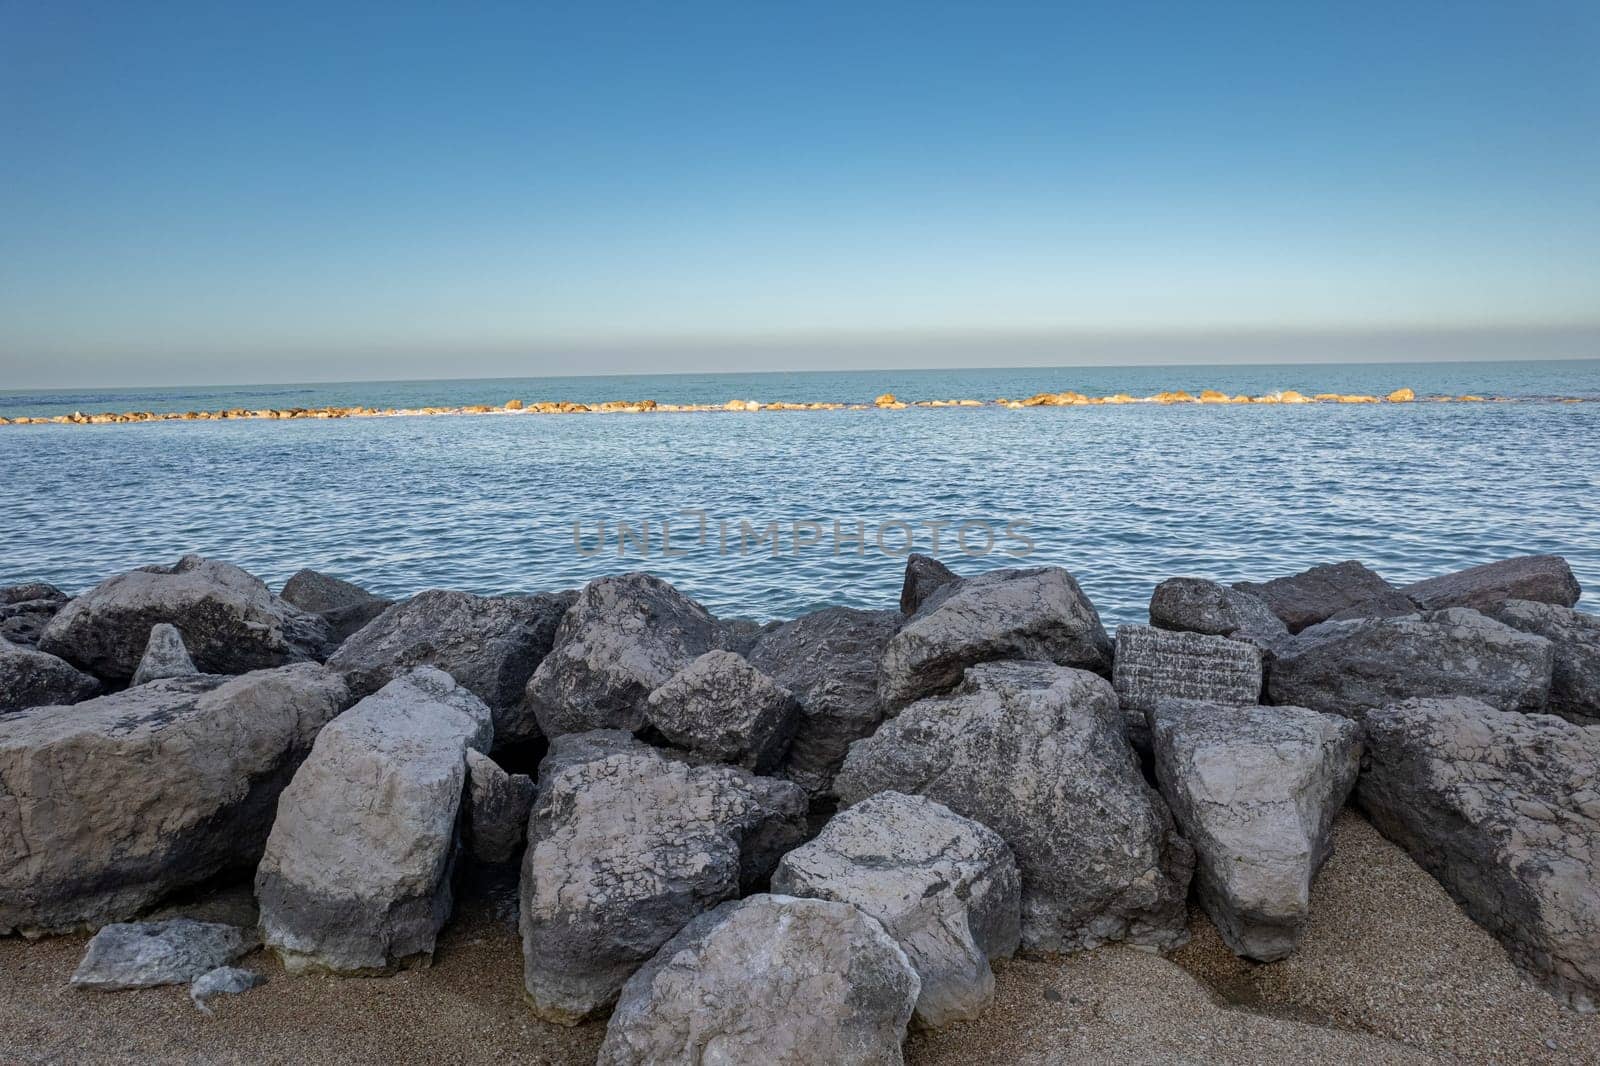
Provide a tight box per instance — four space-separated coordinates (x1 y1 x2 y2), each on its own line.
1233 560 1415 634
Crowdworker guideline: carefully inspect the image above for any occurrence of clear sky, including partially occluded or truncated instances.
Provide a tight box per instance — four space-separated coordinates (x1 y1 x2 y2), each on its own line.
2 0 1598 387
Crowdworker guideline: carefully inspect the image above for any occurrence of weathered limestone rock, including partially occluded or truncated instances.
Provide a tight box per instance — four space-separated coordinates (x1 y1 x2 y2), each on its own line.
878 566 1113 708
747 606 902 796
519 731 807 1024
598 894 920 1066
70 919 257 991
465 748 534 864
0 635 101 712
644 650 798 771
772 791 1020 1029
1358 697 1600 1010
190 965 266 1013
38 555 330 680
1486 600 1600 724
524 573 720 738
1233 560 1414 633
0 665 349 935
1148 577 1290 654
836 662 1193 952
1401 554 1582 613
255 668 494 974
0 582 68 647
327 588 571 747
1266 608 1554 718
1148 700 1360 961
279 568 395 646
900 553 958 615
130 622 198 685
1112 624 1263 747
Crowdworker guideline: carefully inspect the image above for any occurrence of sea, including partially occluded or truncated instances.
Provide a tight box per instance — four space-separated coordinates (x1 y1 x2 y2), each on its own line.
3 361 1597 624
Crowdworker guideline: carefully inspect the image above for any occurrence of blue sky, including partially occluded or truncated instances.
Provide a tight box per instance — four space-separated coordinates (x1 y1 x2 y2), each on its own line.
2 0 1598 386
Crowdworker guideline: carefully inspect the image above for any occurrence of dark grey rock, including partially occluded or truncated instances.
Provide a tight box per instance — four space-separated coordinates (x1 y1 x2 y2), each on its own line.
190 965 266 1013
465 748 534 864
1401 554 1582 613
0 635 101 712
0 582 69 648
70 919 257 991
1233 560 1414 634
713 616 774 655
644 650 799 771
1148 577 1290 655
280 568 395 646
900 553 958 615
1486 600 1600 724
1112 624 1263 748
130 623 198 686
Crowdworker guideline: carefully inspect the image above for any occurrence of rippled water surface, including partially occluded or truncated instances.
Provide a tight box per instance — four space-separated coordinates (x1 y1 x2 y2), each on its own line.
4 362 1598 624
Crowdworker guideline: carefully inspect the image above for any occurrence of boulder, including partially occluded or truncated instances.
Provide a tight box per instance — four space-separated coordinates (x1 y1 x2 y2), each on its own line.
0 581 69 647
70 919 256 991
0 664 349 935
644 650 799 771
1147 577 1290 654
190 965 266 1013
279 568 395 646
0 635 101 712
771 791 1021 1029
519 731 807 1023
38 555 330 680
326 588 571 747
747 606 902 797
900 553 958 614
1233 560 1414 633
1401 554 1582 613
1266 608 1554 718
878 566 1113 708
1485 600 1600 724
713 616 773 655
1358 697 1600 1010
524 573 721 738
598 894 919 1066
1148 700 1360 961
836 662 1193 952
255 668 493 974
465 748 534 864
130 622 198 686
1112 624 1263 748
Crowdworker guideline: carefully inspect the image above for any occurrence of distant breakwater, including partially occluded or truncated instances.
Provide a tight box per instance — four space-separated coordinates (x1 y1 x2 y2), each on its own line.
3 385 1588 427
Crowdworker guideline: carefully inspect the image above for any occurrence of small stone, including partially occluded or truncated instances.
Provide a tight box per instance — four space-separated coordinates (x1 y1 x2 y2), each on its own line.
190 965 266 1014
130 623 198 685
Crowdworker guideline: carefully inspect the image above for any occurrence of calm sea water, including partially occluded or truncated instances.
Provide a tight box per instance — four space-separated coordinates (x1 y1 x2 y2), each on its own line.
3 362 1597 624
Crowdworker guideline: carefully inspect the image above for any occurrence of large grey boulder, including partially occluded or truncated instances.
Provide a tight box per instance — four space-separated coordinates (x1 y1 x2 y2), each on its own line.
878 566 1113 708
1266 608 1554 718
1233 560 1415 634
524 573 721 738
900 553 958 615
0 665 349 935
465 748 534 864
836 662 1193 952
1358 697 1600 1010
38 556 330 680
772 791 1020 1029
1148 700 1360 961
130 623 198 686
519 731 807 1024
644 650 798 771
1401 554 1582 613
279 568 395 646
1112 624 1263 748
255 667 493 974
1485 600 1600 725
598 894 919 1066
70 919 257 991
747 606 902 797
326 588 571 747
1148 577 1290 654
0 581 68 647
0 635 101 712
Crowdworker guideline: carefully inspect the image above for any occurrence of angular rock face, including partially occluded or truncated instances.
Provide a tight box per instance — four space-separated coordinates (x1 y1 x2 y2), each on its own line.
1148 577 1290 654
900 553 958 615
1357 697 1600 1010
0 635 101 712
1233 560 1414 634
255 668 494 974
1112 625 1263 747
1486 600 1600 724
1148 700 1360 961
1266 608 1554 718
747 606 902 797
524 573 720 738
70 919 257 991
327 588 571 747
38 555 330 680
130 623 198 686
772 791 1021 1029
0 665 350 935
1401 554 1582 613
519 731 807 1024
279 568 395 647
878 566 1113 708
598 894 920 1066
0 582 69 648
836 662 1193 952
644 650 799 772
465 748 534 864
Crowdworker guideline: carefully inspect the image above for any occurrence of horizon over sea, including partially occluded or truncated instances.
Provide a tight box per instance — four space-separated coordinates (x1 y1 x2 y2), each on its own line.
4 359 1598 624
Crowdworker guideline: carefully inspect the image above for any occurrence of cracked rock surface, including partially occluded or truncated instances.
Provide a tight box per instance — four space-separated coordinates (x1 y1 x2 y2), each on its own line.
644 650 798 771
70 919 257 991
1112 624 1263 748
1485 599 1600 725
0 635 101 712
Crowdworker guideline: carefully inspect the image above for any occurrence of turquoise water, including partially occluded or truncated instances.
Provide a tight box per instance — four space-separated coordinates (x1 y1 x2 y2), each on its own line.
3 361 1597 624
